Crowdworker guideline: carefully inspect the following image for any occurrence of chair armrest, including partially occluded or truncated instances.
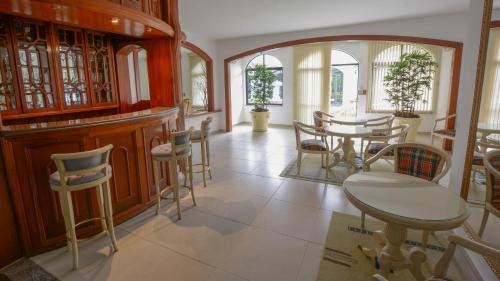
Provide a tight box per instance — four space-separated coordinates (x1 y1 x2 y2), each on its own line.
433 114 456 131
364 144 396 169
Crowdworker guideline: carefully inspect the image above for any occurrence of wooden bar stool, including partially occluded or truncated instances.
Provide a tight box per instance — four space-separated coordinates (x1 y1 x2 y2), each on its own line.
189 116 213 187
152 128 196 220
49 144 118 271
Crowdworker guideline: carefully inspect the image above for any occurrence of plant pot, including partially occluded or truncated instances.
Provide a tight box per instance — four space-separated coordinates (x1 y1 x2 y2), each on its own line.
250 111 270 132
392 116 422 142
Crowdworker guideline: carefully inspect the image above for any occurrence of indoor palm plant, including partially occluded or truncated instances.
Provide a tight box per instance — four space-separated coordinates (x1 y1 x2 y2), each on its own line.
384 50 438 141
247 64 277 131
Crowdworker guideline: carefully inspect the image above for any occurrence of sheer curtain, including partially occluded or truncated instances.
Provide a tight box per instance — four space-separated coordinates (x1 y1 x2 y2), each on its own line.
190 55 206 107
480 29 500 124
293 43 332 124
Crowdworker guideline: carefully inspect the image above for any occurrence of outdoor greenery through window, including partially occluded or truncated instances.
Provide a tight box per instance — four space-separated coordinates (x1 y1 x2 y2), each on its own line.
245 54 283 105
370 44 436 113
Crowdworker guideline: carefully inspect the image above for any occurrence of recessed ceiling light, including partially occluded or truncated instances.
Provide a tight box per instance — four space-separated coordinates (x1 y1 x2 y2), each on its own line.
111 17 120 24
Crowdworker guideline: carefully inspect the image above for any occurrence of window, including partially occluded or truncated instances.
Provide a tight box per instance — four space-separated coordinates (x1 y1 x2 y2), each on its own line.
331 49 359 117
191 58 207 108
370 44 436 113
245 54 283 105
127 47 150 104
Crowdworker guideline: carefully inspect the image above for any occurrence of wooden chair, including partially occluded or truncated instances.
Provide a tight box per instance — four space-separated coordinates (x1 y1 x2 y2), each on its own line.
471 138 500 184
431 114 456 146
152 128 196 220
50 144 118 270
364 143 451 249
313 111 343 148
360 115 395 153
478 149 500 237
372 234 500 281
294 121 336 177
362 124 410 161
189 116 213 187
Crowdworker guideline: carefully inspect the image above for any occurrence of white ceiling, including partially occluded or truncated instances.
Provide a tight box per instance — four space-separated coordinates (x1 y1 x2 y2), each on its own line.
179 0 472 40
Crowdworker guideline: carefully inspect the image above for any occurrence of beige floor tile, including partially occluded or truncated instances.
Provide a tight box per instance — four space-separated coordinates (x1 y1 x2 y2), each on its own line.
212 225 308 281
252 199 331 244
272 179 328 208
249 163 288 179
296 242 324 281
205 268 249 281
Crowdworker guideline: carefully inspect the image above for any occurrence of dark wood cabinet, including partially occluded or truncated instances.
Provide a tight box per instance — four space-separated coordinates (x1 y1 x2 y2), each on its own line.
1 108 178 255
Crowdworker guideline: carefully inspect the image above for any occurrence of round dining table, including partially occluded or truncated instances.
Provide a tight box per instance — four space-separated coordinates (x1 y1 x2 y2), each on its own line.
343 171 470 281
324 124 372 173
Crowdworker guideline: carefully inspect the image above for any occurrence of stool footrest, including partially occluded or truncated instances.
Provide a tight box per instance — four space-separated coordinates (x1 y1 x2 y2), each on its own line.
74 217 105 229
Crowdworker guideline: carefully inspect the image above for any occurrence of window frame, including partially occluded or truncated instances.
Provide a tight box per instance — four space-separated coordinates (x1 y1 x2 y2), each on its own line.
330 62 359 107
245 54 284 106
368 43 437 114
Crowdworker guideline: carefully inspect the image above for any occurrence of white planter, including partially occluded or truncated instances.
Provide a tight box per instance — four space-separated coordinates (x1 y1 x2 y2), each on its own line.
393 116 422 142
250 111 270 132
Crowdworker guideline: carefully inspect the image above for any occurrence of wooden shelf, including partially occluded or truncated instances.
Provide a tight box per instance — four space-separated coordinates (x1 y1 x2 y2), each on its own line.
0 0 174 38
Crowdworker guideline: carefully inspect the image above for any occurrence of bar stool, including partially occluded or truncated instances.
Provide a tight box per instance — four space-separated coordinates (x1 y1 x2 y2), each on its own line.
49 144 118 271
152 128 196 220
189 116 213 187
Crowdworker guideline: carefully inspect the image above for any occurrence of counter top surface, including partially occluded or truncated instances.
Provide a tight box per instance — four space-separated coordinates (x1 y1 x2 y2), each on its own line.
0 107 178 136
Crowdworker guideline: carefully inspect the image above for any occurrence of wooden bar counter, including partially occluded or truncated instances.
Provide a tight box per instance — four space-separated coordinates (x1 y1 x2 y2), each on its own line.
0 107 178 256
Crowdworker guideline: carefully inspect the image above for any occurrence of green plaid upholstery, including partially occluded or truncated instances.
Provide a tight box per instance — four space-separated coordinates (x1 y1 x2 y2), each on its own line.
301 139 327 151
434 129 456 137
366 142 393 156
487 155 500 210
396 147 442 181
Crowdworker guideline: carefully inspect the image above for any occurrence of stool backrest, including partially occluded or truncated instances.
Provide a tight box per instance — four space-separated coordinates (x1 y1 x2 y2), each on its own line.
200 116 213 139
51 144 113 180
170 127 193 156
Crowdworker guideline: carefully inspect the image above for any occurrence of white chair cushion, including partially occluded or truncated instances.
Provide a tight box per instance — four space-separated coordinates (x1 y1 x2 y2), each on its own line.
50 165 111 186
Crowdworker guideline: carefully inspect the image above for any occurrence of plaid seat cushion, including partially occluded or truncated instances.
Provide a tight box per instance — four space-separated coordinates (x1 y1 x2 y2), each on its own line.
372 129 389 137
396 147 442 181
487 155 500 210
301 139 327 151
473 152 484 166
366 142 393 156
434 129 456 137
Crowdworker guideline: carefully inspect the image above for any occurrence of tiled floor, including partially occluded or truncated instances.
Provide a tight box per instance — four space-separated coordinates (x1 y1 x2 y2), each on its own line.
32 124 500 281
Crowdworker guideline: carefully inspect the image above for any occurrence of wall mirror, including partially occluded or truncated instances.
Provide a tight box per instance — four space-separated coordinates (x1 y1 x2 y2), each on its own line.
180 42 214 115
116 44 151 112
461 0 500 275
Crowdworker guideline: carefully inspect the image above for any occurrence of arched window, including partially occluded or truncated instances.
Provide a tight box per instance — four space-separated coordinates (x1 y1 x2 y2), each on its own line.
331 49 359 116
370 44 436 112
245 54 283 105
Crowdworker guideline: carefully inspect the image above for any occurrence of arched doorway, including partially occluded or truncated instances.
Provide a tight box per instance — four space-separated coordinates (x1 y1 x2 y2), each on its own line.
330 49 359 118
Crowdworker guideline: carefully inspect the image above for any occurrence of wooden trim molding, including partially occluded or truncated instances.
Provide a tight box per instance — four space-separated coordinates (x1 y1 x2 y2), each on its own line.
461 0 493 200
223 34 464 132
181 41 215 112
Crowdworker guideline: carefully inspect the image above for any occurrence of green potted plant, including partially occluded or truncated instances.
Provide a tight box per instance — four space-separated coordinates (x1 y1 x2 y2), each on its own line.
384 50 438 141
247 64 277 132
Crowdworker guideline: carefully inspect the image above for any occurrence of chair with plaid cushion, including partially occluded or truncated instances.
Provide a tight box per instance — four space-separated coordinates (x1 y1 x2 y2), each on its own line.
360 115 395 153
363 143 451 249
313 111 342 148
431 114 456 146
363 124 409 161
294 121 338 177
472 138 500 185
373 234 500 281
479 150 500 237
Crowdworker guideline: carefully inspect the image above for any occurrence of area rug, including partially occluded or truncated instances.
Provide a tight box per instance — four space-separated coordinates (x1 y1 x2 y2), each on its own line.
280 154 393 185
0 258 58 281
316 212 464 281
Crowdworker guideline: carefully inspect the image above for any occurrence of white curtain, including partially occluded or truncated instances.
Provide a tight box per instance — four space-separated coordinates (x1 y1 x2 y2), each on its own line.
293 43 332 124
367 41 440 113
480 29 500 124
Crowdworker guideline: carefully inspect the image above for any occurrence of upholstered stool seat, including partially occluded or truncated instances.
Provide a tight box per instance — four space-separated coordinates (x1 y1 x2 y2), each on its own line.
300 139 327 151
152 128 196 220
189 117 213 187
49 165 112 186
49 145 118 271
191 130 202 140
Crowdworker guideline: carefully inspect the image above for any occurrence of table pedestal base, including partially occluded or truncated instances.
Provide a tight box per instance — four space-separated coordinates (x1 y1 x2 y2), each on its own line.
328 136 359 174
361 223 427 281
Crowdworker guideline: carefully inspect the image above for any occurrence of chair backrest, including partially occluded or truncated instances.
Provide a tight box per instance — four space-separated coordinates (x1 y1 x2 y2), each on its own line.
392 143 450 183
200 116 213 139
372 124 410 144
169 127 193 156
365 115 394 129
51 144 113 182
313 111 325 128
484 150 500 211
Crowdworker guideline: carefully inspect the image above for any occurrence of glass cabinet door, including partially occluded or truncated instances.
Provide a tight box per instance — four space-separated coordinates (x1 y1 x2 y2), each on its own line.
12 19 56 111
0 17 20 114
86 31 115 104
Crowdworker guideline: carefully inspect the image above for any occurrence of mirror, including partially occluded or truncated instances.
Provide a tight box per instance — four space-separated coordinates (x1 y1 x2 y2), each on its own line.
180 42 213 115
116 44 151 112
